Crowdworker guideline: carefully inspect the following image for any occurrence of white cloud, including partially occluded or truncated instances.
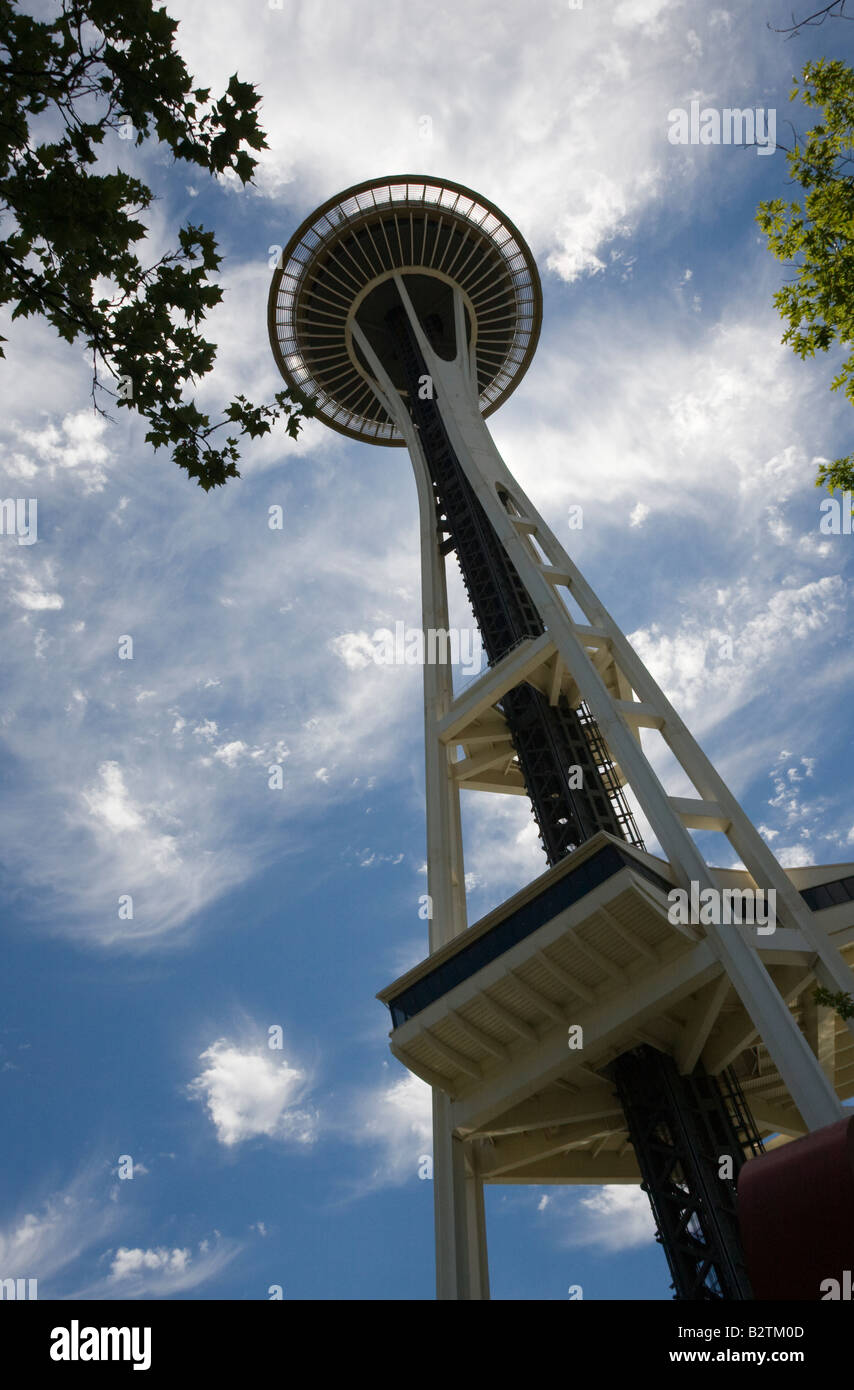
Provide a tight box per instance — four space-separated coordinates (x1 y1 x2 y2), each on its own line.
545 1185 657 1253
188 1037 318 1148
8 574 64 611
613 0 679 30
82 761 145 833
214 740 249 767
12 410 111 493
462 797 546 915
627 575 845 730
344 1070 433 1189
172 0 764 303
331 632 377 670
572 1185 657 1251
546 177 633 282
110 1246 189 1280
90 1235 239 1299
775 844 813 869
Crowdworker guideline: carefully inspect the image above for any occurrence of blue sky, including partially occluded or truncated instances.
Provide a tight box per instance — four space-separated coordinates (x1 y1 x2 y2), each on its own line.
2 0 854 1301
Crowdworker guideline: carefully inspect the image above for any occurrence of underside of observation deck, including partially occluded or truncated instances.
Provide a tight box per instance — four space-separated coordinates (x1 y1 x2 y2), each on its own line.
378 836 854 1186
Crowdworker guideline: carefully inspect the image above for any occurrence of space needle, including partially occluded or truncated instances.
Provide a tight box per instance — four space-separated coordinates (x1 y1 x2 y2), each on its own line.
269 175 854 1300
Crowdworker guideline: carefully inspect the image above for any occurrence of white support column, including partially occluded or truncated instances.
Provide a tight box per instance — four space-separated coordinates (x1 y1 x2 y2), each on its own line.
352 320 488 1297
465 1143 490 1299
432 1092 490 1299
351 321 467 949
388 282 845 1133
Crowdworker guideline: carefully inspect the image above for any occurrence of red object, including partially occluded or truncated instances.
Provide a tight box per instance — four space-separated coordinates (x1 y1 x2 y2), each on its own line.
738 1114 854 1299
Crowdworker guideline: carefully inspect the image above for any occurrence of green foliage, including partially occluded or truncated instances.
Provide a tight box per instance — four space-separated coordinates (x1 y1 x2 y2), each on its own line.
813 984 854 1021
757 58 854 494
0 0 312 489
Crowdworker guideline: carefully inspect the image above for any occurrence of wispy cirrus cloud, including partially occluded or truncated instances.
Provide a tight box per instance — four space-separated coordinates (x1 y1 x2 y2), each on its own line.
0 1167 242 1300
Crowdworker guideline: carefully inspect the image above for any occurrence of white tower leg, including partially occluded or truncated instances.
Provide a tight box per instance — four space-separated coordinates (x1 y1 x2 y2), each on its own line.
352 322 489 1297
433 1092 490 1299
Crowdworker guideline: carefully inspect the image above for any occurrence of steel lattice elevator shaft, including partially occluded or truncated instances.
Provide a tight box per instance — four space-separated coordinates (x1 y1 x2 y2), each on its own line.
386 302 630 865
611 1047 759 1300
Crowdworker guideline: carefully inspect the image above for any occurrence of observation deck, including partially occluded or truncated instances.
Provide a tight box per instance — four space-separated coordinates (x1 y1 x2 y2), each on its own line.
267 175 542 444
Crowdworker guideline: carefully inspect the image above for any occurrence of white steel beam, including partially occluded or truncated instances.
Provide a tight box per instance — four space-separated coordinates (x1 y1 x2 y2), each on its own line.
436 633 556 744
675 975 731 1074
